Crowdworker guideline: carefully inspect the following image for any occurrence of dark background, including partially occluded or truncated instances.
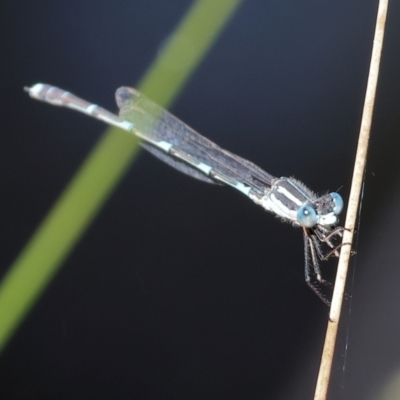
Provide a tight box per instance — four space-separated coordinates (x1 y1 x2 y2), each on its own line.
1 1 400 399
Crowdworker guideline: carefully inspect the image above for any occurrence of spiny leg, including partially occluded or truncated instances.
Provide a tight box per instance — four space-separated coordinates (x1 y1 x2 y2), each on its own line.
314 226 353 259
303 230 331 306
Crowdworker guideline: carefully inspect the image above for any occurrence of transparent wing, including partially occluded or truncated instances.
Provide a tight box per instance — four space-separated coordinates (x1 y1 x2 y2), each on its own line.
116 87 276 194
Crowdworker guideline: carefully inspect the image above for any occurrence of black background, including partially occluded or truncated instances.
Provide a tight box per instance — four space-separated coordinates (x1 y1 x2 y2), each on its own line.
1 1 400 399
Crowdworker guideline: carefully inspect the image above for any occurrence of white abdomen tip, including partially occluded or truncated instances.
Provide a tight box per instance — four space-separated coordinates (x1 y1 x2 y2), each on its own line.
27 83 46 99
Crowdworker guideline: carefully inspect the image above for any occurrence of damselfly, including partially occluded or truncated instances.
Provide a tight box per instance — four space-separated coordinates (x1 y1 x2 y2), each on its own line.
25 83 344 305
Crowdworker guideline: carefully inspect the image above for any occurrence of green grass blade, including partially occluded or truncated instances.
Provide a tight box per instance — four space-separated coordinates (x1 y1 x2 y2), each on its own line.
0 0 242 353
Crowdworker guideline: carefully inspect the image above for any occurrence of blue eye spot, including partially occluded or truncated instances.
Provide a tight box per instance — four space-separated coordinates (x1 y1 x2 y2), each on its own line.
330 192 343 215
297 205 318 228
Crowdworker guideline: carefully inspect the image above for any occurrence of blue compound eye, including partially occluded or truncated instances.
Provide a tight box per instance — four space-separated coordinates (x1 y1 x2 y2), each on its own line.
297 205 318 228
330 192 343 215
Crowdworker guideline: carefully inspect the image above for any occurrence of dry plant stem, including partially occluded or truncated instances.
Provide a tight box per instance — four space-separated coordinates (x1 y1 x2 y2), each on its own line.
314 0 389 399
